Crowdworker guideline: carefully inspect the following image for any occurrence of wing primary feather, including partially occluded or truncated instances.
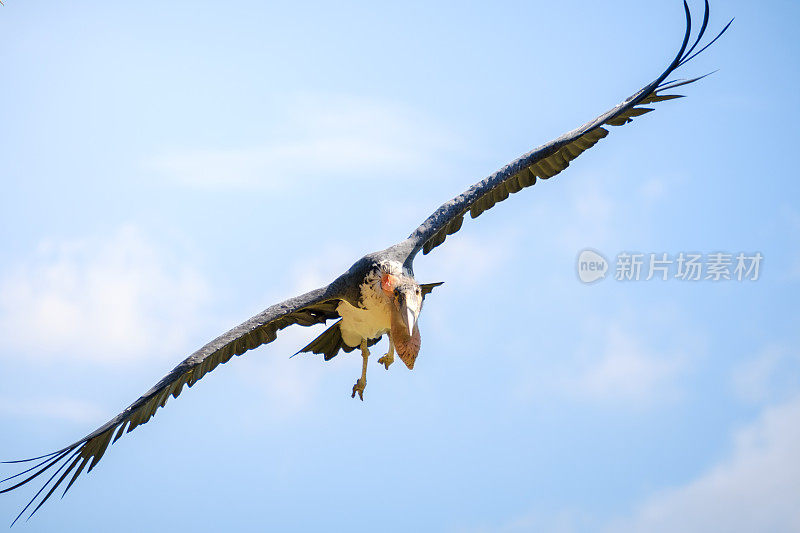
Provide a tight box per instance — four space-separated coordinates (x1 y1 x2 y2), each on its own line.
657 72 715 91
680 18 733 66
60 456 89 499
85 431 114 473
0 450 72 495
9 449 78 527
1 451 63 465
3 1 733 520
113 422 128 443
24 449 83 523
682 0 710 61
2 286 342 519
1 452 68 486
405 1 728 259
640 94 684 104
668 1 693 74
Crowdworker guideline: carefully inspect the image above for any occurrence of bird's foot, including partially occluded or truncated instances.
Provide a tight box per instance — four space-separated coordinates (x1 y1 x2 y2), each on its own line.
377 352 394 370
351 378 366 401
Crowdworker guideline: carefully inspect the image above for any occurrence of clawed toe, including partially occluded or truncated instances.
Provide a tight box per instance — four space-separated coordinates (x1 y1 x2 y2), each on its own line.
377 353 394 370
351 378 366 400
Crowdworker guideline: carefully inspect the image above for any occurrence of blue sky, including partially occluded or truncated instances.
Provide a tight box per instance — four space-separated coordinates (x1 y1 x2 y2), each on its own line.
1 0 799 531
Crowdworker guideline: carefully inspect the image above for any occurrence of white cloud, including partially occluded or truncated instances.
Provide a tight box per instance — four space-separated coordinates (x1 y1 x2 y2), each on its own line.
525 172 623 254
214 244 360 419
731 345 783 402
637 177 667 203
422 231 517 287
0 225 210 363
459 507 589 533
285 243 360 296
555 179 616 252
0 397 104 425
513 311 697 407
526 166 686 258
233 326 328 420
731 344 800 404
610 395 800 533
567 325 686 403
147 96 458 189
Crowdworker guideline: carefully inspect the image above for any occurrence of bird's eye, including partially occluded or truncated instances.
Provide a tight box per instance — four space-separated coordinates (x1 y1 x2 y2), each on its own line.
394 288 400 297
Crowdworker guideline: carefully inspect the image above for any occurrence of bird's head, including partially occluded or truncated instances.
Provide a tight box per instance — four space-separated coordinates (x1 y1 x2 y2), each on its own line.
381 274 422 336
381 273 423 369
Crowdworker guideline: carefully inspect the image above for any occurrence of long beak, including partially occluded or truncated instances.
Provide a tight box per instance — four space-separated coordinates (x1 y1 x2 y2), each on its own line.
400 298 420 336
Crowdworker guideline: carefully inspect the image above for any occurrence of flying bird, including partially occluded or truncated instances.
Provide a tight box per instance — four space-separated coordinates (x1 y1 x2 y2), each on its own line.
1 1 730 524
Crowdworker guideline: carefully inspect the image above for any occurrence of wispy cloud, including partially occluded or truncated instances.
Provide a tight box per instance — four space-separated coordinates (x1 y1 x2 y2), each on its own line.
0 397 105 425
475 397 800 533
217 245 359 419
0 225 210 364
554 179 616 252
567 325 687 403
233 326 328 420
459 506 591 533
731 344 800 404
526 166 685 257
609 395 800 533
637 177 667 203
513 310 698 407
422 230 518 287
283 242 361 296
146 96 459 189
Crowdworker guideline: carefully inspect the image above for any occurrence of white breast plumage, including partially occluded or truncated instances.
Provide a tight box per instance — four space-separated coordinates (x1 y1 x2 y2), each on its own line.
336 261 402 347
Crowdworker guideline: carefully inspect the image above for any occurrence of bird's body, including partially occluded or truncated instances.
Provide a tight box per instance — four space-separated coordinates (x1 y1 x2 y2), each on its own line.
302 253 430 396
336 260 403 348
1 1 731 524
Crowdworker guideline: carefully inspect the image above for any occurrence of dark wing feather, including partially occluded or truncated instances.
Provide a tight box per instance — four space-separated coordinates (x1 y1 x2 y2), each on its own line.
296 320 381 361
1 286 341 525
406 1 731 258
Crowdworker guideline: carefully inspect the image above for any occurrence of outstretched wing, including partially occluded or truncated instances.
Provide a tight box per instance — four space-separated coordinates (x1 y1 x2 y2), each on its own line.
405 0 731 259
1 286 342 525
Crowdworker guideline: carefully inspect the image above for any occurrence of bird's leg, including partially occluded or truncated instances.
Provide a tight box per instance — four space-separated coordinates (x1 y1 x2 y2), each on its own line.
377 335 395 370
351 340 369 401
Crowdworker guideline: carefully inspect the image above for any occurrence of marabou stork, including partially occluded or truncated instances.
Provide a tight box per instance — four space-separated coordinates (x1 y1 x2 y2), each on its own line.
1 1 730 524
